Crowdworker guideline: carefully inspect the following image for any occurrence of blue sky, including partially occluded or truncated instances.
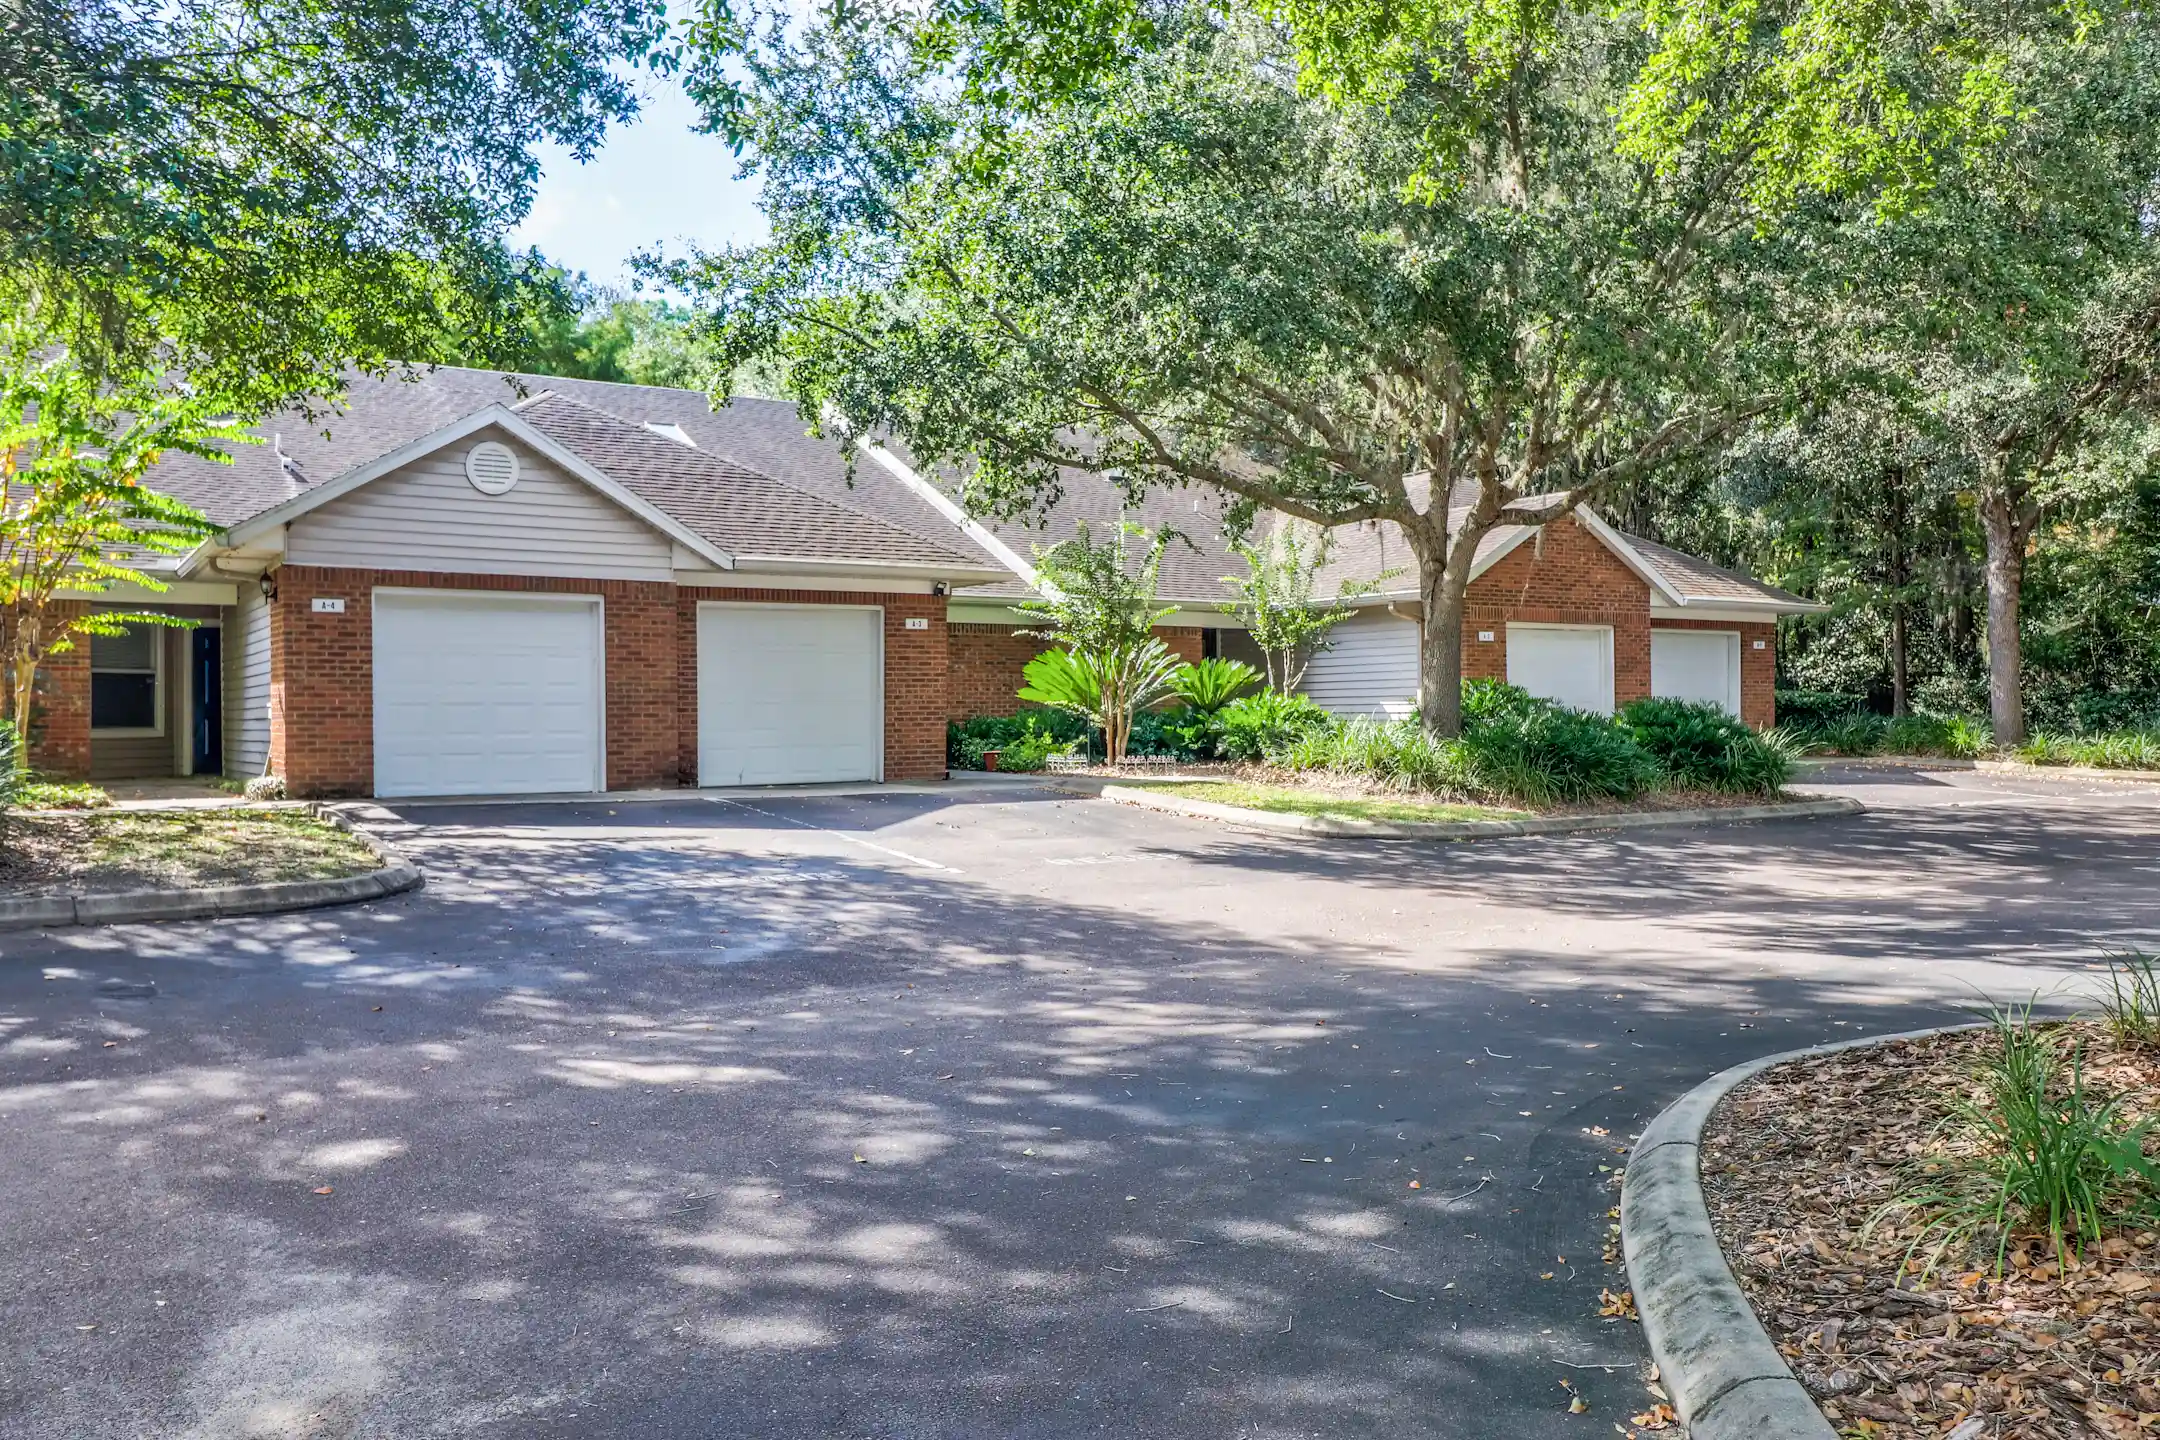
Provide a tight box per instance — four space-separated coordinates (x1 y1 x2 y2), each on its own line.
511 75 769 294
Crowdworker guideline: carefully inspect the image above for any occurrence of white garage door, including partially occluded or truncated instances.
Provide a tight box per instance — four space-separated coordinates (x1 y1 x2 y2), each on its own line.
1651 629 1742 716
1506 623 1615 715
698 604 882 786
372 591 603 798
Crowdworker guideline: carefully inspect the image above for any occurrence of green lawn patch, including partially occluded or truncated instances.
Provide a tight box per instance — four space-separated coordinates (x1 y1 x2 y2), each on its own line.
0 808 380 894
1122 779 1524 825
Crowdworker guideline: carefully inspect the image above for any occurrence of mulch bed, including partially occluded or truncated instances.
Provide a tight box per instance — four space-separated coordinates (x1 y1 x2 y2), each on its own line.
1701 1025 2160 1438
0 809 381 895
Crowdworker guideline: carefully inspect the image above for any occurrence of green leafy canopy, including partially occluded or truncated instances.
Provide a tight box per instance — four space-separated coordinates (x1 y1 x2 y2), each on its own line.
5 0 681 411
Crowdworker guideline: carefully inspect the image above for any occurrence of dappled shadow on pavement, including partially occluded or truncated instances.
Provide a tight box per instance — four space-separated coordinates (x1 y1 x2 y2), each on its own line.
0 782 2152 1438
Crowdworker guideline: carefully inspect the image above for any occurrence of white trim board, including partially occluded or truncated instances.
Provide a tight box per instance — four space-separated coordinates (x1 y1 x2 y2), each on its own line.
853 437 1038 590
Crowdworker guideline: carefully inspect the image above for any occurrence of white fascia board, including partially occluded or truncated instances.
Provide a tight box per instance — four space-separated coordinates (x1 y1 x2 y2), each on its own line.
1650 600 1826 621
726 554 1013 585
215 404 738 572
850 437 1043 592
947 598 1251 629
56 580 240 605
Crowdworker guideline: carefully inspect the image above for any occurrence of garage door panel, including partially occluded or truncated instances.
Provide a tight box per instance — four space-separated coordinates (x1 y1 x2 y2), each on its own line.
698 605 881 787
1651 630 1741 716
373 594 604 798
1505 624 1615 715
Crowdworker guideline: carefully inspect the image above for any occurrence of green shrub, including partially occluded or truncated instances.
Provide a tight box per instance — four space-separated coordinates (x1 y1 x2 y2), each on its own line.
1785 708 1990 759
1618 697 1794 794
1172 657 1261 714
1460 678 1546 726
1213 692 1337 762
2099 948 2160 1050
1811 711 1888 756
18 781 111 810
2065 689 2160 735
949 712 1090 769
2016 730 2160 770
1277 715 1471 793
1940 715 1994 758
1460 692 1661 803
1128 705 1213 760
1774 689 1868 730
992 725 1068 772
1880 1007 2160 1272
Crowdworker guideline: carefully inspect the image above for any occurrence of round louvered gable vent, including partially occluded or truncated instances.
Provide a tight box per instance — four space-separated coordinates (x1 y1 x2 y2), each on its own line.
465 440 521 495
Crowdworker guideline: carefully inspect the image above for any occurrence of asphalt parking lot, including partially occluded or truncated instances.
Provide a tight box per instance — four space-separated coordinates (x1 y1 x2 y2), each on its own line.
2 763 2156 1439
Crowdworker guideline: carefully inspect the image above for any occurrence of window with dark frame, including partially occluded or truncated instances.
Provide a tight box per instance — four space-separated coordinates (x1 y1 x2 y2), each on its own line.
91 626 159 731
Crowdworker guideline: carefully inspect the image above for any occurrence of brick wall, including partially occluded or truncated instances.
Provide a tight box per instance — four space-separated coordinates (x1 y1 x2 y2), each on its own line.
1462 517 1653 706
20 601 91 778
1652 618 1779 728
945 621 1208 722
269 566 679 797
677 588 949 783
948 622 1043 721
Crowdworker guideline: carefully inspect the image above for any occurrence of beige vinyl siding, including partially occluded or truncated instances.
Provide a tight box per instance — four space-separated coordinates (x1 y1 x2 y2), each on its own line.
285 427 673 580
225 588 271 778
1297 611 1420 719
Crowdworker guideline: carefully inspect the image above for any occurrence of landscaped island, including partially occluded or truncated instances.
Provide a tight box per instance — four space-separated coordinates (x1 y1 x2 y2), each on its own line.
1700 973 2160 1438
956 681 1803 813
0 806 382 895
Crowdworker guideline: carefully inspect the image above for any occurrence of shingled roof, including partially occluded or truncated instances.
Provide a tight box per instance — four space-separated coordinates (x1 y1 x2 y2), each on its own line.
147 366 1000 576
513 393 990 570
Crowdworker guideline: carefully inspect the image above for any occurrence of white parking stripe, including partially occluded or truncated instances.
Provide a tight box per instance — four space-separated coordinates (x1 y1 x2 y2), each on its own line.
705 796 961 873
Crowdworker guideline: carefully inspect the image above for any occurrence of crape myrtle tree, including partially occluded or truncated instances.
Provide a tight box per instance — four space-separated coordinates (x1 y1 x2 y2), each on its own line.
4 0 679 411
660 0 2033 735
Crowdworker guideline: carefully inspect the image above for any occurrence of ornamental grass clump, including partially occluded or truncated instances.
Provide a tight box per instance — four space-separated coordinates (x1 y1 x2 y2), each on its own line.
2017 730 2160 770
2100 948 2160 1050
1877 1004 2160 1274
1274 715 1472 794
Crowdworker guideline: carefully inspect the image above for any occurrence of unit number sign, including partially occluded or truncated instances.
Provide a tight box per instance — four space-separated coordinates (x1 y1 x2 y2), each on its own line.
311 597 346 613
904 617 930 630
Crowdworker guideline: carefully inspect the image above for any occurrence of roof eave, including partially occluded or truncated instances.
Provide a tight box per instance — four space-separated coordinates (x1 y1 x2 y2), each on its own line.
726 555 1014 584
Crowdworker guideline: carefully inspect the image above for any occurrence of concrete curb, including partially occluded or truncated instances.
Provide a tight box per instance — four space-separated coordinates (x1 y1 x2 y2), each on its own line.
1973 759 2160 785
0 801 422 933
1621 1023 1983 1440
1792 756 1977 772
1053 780 1864 841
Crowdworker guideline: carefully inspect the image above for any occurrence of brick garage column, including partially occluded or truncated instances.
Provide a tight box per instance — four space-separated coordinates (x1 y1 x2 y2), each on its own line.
20 601 91 778
602 583 679 790
1157 626 1206 664
881 595 949 780
678 588 951 785
271 568 373 796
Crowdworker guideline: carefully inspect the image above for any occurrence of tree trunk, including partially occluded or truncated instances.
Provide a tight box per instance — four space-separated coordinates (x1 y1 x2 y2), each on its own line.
1887 468 1909 717
10 650 35 770
1977 486 2027 747
1411 517 1480 739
